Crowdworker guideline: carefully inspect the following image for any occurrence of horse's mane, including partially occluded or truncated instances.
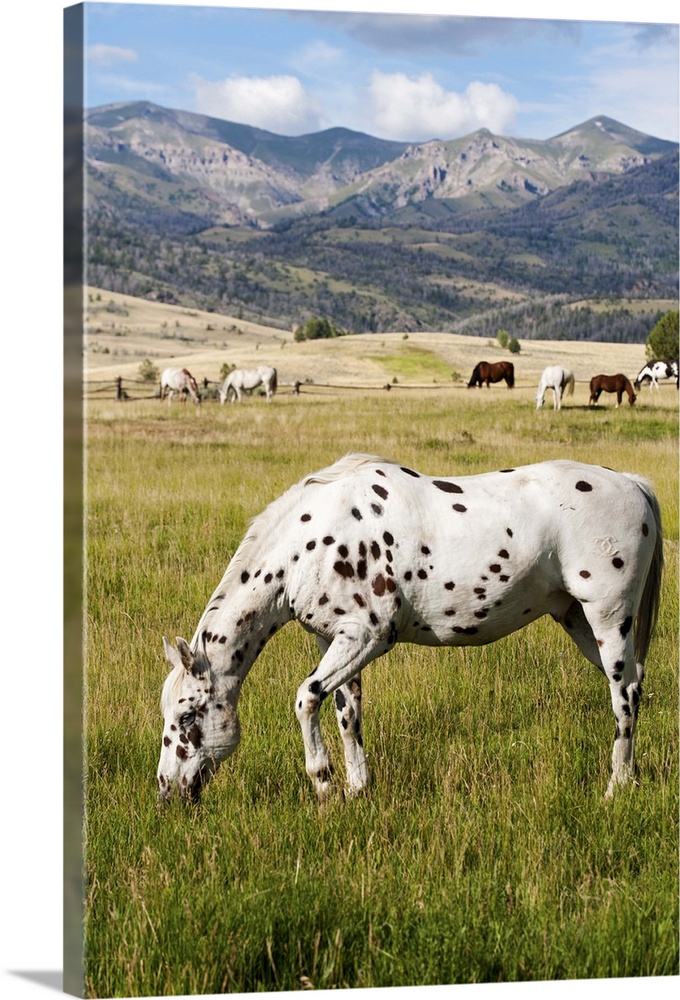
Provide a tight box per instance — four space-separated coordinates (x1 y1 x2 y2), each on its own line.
301 452 394 486
161 663 185 712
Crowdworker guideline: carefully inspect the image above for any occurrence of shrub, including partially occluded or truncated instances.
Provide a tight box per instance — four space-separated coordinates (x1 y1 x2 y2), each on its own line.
294 316 344 341
646 311 679 361
137 358 159 383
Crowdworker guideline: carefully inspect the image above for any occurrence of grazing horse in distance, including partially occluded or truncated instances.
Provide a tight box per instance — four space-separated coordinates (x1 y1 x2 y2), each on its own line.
536 365 576 410
468 360 515 388
160 367 201 405
219 366 278 404
157 453 662 806
589 373 636 408
634 359 678 392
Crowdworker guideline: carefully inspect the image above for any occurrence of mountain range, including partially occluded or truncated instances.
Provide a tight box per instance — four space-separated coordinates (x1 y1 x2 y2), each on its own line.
84 102 679 337
85 101 677 229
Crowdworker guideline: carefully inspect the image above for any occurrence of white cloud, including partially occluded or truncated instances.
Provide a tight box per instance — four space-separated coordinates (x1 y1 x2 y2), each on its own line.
87 44 137 69
367 71 518 140
293 39 345 77
190 74 322 135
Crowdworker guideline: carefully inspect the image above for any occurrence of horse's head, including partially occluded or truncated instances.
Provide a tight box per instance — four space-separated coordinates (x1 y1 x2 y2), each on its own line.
157 637 241 803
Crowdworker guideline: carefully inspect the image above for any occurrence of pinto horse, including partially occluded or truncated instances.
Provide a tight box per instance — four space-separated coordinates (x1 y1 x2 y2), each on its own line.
219 366 278 404
634 360 678 392
160 367 201 405
536 365 575 410
157 454 662 805
589 373 636 408
468 360 514 388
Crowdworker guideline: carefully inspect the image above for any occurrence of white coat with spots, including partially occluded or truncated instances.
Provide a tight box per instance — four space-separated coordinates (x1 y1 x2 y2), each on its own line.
634 359 678 392
157 454 663 804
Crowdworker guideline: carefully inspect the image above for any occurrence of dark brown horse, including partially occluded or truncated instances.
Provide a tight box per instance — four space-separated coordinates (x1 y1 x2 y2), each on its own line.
589 373 637 407
468 360 515 388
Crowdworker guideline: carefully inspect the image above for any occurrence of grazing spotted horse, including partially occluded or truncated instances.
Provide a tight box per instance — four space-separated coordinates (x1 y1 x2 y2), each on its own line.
158 454 662 805
634 360 679 392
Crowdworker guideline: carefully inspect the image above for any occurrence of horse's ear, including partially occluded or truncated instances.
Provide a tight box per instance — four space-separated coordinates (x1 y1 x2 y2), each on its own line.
163 636 184 667
163 636 209 676
175 637 198 674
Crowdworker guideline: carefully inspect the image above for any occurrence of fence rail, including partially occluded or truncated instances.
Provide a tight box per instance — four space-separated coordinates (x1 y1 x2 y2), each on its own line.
83 374 677 402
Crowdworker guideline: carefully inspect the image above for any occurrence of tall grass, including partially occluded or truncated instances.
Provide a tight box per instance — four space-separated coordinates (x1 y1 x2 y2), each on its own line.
84 387 678 996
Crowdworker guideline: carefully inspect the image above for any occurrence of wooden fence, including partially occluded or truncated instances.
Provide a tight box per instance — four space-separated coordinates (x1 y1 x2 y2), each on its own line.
83 374 677 402
82 374 581 401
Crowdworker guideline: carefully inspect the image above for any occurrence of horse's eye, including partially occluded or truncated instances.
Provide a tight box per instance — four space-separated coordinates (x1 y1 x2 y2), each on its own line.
179 710 196 728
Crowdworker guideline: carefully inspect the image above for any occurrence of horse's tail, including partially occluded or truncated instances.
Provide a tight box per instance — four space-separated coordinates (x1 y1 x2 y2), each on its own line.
565 371 575 396
271 368 278 395
625 475 664 664
507 364 515 388
468 363 481 387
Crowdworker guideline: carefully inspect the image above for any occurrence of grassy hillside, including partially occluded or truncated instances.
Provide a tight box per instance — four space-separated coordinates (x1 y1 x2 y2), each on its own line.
85 287 670 391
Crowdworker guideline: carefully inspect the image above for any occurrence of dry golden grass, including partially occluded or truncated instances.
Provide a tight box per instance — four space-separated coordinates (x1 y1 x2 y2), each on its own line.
84 286 662 389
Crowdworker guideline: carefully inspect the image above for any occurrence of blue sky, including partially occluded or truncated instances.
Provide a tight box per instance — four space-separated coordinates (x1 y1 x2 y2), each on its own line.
83 1 679 142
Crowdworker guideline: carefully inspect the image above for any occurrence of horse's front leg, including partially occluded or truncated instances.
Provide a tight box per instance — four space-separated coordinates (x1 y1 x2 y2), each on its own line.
334 674 369 795
296 629 383 801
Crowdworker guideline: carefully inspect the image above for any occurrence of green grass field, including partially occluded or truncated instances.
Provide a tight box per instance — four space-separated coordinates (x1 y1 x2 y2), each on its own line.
84 385 678 996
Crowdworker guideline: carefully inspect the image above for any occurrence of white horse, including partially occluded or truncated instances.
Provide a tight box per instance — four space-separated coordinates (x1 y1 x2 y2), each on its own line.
536 365 576 410
219 366 277 404
160 367 201 405
634 359 678 392
158 454 662 805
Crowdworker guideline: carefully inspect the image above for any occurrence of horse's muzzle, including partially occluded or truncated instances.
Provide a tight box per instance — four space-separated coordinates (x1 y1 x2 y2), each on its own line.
157 762 213 805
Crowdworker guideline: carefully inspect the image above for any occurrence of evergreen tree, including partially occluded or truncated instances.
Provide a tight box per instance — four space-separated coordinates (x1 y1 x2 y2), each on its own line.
646 311 679 360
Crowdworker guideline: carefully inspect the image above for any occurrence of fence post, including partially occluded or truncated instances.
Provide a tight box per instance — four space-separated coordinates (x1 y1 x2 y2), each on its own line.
116 376 123 401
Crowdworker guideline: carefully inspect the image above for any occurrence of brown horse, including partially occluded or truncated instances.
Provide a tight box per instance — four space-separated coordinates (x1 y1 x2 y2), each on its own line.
468 360 515 388
589 373 637 408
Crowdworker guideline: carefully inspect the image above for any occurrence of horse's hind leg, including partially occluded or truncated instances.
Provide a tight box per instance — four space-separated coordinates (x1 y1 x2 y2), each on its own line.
562 600 643 796
297 630 383 800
